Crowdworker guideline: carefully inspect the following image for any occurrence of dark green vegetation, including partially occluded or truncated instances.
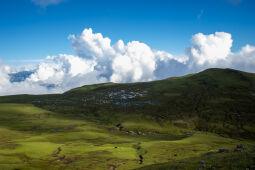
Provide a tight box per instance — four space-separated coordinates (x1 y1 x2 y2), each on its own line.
0 68 255 169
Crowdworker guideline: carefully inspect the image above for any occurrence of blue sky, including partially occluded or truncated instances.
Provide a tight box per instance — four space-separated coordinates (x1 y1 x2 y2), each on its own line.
0 0 254 66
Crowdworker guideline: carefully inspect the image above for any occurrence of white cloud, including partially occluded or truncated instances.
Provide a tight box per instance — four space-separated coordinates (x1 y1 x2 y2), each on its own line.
29 54 96 84
228 45 255 72
0 29 255 96
0 54 103 96
27 54 100 90
185 32 255 73
0 60 53 95
0 61 11 89
71 28 115 60
187 32 233 66
31 0 66 7
110 41 156 82
70 28 179 83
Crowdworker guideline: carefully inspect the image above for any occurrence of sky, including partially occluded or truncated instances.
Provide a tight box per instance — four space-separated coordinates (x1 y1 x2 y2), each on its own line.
0 0 255 95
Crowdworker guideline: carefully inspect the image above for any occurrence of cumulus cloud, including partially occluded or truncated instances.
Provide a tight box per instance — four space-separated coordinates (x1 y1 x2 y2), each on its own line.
31 0 66 7
0 28 255 96
185 32 255 73
228 45 255 72
0 54 104 96
28 54 96 84
69 28 182 83
0 60 54 95
187 32 233 66
110 41 156 82
0 61 11 90
26 54 105 92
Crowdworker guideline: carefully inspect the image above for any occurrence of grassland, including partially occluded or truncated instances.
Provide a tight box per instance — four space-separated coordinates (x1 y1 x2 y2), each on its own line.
0 104 254 170
0 68 255 169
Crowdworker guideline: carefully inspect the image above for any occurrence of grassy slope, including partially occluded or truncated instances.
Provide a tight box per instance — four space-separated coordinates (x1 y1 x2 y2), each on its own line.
0 104 254 170
59 68 255 139
0 68 255 169
147 68 255 138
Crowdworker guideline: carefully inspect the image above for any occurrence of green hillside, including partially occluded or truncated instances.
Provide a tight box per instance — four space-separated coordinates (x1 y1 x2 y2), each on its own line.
0 68 255 169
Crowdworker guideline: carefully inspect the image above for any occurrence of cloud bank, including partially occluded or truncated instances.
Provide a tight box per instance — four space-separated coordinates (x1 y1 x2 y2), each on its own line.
69 28 185 83
0 29 255 96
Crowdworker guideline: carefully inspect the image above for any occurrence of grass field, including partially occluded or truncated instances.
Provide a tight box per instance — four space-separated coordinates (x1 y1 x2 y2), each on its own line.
0 103 254 170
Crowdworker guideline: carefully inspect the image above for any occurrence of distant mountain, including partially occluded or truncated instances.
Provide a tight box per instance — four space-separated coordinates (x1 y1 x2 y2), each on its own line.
9 70 34 83
9 71 56 89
